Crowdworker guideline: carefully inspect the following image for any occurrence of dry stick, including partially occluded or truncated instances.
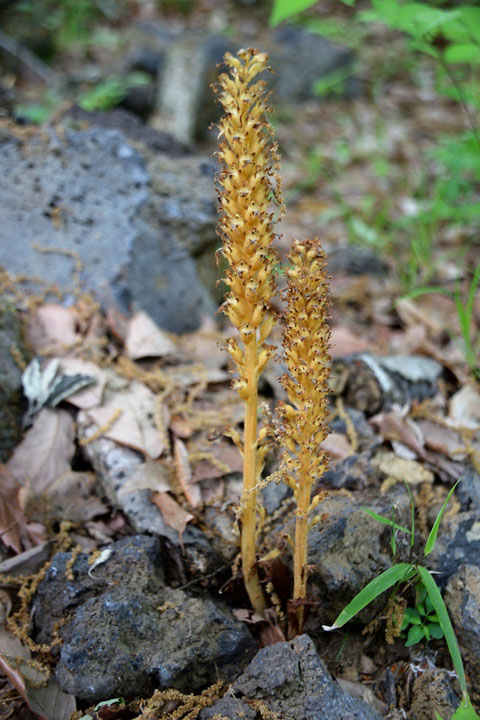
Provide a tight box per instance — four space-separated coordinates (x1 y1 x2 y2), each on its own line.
214 49 283 614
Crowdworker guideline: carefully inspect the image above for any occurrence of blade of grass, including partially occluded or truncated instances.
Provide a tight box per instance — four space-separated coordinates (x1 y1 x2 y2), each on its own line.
323 563 416 631
417 566 466 694
424 479 461 555
363 508 411 535
403 480 415 548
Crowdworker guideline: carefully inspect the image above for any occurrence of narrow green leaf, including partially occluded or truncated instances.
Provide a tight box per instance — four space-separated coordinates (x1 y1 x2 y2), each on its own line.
451 696 480 719
270 0 317 26
417 566 466 694
425 479 461 555
436 713 445 720
323 564 416 631
362 508 411 535
404 481 415 548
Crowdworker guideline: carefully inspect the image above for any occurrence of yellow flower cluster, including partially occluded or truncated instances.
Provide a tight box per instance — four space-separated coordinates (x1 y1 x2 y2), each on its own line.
278 237 331 634
214 48 283 613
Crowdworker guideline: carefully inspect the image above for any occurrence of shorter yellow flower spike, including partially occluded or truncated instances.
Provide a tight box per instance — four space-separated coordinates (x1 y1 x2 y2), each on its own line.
277 237 331 636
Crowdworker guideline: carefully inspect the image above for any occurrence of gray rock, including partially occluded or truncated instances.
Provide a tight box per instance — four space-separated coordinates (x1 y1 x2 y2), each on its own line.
322 450 383 491
0 301 29 461
77 421 223 585
33 535 256 702
0 124 216 334
306 494 411 623
129 26 355 144
200 634 382 720
457 467 480 511
33 535 165 646
408 670 459 720
445 564 480 690
430 511 480 584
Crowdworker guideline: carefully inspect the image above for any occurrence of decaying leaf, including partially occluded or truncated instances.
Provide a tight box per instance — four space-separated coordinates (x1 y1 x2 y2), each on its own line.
0 623 49 706
190 441 243 483
174 438 202 508
370 406 425 458
7 409 75 495
21 471 107 524
26 304 81 355
372 449 434 486
320 432 353 460
117 458 171 497
86 381 166 458
59 358 107 409
0 465 23 554
448 386 480 430
150 491 193 545
28 675 77 720
125 311 177 359
22 357 96 422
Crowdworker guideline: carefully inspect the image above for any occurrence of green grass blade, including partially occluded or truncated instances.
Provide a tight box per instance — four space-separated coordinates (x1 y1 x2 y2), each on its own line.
417 566 466 694
403 480 415 547
363 508 411 535
424 479 461 555
323 563 416 631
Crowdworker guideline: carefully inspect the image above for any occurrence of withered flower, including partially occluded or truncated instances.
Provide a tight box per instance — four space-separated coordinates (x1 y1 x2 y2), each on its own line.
214 48 283 614
278 237 331 634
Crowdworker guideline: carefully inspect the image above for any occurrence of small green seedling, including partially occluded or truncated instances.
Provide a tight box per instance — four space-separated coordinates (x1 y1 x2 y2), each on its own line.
401 581 443 646
324 479 479 716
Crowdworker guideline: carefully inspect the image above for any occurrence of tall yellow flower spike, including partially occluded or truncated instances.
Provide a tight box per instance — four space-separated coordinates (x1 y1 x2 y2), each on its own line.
278 237 331 636
214 48 283 614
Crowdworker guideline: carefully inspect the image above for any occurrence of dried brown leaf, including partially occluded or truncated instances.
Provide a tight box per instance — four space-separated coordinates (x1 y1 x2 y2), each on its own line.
416 419 465 458
7 409 75 494
0 465 23 554
26 304 81 356
0 544 50 579
169 414 193 439
0 625 49 705
370 407 425 458
448 386 480 430
22 471 107 524
320 432 353 460
125 311 177 359
174 438 202 508
58 358 106 409
86 381 165 458
191 441 243 482
373 449 434 485
27 676 76 720
150 491 193 545
330 326 372 358
118 458 171 497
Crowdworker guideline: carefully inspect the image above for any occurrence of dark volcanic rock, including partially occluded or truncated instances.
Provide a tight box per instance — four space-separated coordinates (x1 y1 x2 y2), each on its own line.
0 301 28 461
34 535 256 702
306 493 410 623
0 123 216 334
200 634 382 720
445 564 480 690
409 670 459 720
430 511 480 583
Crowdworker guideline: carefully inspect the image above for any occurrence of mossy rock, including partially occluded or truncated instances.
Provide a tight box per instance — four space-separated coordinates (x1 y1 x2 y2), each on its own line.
0 301 29 462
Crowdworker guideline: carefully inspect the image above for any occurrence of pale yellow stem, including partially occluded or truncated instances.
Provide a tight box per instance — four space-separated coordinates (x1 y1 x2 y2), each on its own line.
241 339 267 615
292 456 313 634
